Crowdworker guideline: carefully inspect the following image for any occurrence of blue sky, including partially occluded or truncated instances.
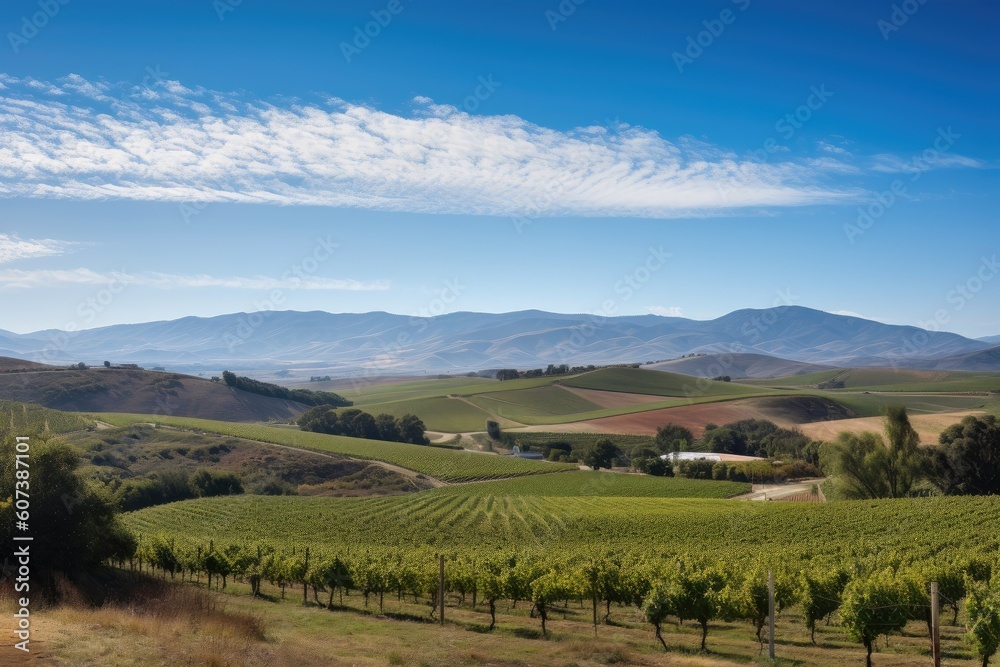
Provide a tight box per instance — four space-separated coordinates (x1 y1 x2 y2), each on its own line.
0 0 997 337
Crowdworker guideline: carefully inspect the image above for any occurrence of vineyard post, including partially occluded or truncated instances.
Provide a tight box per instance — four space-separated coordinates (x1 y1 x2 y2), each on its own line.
930 581 940 667
768 570 775 661
439 554 445 626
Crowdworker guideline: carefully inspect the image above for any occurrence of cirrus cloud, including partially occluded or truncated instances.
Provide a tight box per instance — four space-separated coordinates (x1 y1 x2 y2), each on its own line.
0 233 83 264
0 267 389 291
0 74 861 218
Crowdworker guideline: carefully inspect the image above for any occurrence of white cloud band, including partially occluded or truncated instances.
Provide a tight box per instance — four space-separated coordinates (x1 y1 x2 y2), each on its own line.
0 74 858 218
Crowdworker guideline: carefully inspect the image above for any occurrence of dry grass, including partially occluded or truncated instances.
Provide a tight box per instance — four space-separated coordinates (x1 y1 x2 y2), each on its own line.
797 410 985 444
0 571 981 667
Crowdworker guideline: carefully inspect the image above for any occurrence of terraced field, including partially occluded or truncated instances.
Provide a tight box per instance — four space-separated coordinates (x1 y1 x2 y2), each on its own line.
94 413 576 482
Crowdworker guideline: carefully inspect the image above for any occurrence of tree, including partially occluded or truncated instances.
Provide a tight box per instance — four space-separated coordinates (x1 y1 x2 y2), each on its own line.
397 414 429 444
645 457 673 477
0 438 135 595
930 415 1000 495
496 369 520 381
655 423 693 453
882 405 922 498
298 406 340 434
530 570 573 636
375 413 402 442
103 360 111 368
669 564 725 651
189 469 243 497
821 406 924 499
721 565 789 648
966 575 1000 667
703 427 747 455
485 420 501 440
584 439 620 470
642 582 675 651
840 570 914 667
350 412 380 440
799 564 849 643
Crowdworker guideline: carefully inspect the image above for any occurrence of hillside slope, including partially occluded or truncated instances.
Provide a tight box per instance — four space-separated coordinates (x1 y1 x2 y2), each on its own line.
0 366 308 421
645 352 833 378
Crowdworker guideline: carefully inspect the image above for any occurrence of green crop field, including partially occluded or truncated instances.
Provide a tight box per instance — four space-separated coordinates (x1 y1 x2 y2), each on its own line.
126 491 1000 563
465 385 601 420
740 369 844 387
821 391 994 417
563 367 772 398
428 470 750 498
93 413 576 482
746 368 1000 393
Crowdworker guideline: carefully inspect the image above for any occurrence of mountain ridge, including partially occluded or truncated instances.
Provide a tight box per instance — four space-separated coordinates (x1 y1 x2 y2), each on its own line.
1 306 992 373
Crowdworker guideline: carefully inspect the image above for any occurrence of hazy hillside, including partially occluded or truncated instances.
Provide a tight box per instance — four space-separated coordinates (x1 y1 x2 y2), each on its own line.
0 364 308 421
0 307 991 373
922 345 1000 372
645 352 834 378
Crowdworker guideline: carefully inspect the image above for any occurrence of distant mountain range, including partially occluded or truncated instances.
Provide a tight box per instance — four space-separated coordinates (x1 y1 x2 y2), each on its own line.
1 306 996 374
979 334 1000 345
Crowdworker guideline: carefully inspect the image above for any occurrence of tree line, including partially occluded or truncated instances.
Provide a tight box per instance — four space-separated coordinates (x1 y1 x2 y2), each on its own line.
822 409 1000 499
298 406 429 445
220 371 352 408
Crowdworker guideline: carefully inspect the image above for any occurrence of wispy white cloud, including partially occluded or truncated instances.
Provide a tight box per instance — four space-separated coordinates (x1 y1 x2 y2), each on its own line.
817 140 852 157
0 267 389 291
645 305 684 317
0 233 82 264
870 152 988 173
0 74 861 218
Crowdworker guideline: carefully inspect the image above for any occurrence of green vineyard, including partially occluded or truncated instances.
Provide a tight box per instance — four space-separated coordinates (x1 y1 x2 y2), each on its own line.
127 492 1000 560
124 493 1000 663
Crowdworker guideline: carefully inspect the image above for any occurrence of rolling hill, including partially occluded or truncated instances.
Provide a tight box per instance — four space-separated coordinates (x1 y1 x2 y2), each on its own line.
0 306 992 373
0 362 309 421
644 352 833 378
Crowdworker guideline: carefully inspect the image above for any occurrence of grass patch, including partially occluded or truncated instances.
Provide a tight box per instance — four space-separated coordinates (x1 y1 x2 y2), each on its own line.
91 413 576 482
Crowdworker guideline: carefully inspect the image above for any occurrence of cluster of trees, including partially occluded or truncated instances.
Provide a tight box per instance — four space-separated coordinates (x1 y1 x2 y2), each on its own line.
822 410 1000 499
106 468 244 512
702 419 821 463
674 458 819 484
221 371 352 408
121 540 1000 666
298 406 428 445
